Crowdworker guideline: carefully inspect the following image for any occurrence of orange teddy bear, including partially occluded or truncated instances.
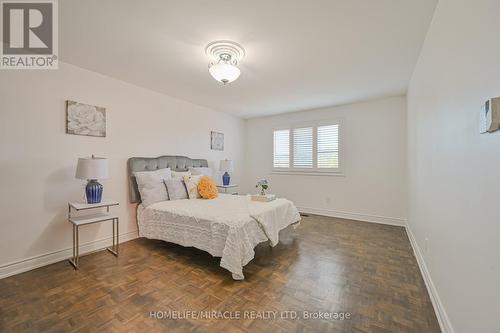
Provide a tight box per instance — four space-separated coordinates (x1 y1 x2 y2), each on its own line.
197 176 219 199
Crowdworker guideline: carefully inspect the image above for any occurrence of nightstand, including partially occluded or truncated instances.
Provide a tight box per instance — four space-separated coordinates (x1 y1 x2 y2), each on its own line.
216 184 239 194
68 200 119 269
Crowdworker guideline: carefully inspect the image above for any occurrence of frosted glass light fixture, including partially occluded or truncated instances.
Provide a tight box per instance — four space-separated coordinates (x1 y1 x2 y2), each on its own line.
206 40 245 85
208 58 241 84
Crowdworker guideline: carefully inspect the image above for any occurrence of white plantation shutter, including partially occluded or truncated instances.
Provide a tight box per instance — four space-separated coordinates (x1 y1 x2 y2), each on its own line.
273 129 290 168
293 127 313 168
273 122 341 172
317 124 339 168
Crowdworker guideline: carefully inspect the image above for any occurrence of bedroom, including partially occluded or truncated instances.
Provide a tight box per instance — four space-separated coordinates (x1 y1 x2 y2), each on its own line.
0 0 499 332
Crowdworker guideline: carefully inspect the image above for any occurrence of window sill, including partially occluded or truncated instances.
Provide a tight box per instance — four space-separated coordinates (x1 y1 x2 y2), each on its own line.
271 170 345 177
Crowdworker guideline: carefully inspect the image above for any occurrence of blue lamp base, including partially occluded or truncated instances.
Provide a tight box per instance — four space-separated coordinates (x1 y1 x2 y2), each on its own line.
86 179 103 204
222 172 230 186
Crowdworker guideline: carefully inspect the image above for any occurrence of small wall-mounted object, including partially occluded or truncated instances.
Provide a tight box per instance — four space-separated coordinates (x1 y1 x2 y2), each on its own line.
479 97 500 133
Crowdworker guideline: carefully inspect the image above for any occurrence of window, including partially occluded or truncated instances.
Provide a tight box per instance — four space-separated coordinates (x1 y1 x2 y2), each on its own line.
317 124 339 168
293 127 313 168
273 129 290 168
273 121 341 174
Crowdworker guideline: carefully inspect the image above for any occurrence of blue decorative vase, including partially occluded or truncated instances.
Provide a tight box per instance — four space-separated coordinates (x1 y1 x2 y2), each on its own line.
86 179 103 204
222 172 230 186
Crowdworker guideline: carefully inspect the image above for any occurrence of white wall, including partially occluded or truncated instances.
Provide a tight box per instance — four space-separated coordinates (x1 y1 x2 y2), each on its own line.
407 0 500 332
242 96 407 225
0 62 245 274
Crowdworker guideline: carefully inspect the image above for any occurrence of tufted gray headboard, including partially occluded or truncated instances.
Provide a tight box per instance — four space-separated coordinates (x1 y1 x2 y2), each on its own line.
127 155 208 203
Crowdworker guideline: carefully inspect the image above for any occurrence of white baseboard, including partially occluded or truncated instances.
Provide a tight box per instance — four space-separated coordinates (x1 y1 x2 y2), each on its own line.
0 230 139 280
405 225 454 333
297 206 406 226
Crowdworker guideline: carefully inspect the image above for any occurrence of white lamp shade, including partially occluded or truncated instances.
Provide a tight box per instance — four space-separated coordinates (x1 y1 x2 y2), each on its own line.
209 63 241 83
75 157 109 180
219 159 234 172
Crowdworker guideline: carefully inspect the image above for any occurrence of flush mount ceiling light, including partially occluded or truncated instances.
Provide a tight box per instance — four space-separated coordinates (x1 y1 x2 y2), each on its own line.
205 40 245 85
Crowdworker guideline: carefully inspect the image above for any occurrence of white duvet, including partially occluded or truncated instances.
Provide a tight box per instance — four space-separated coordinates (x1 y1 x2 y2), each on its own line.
137 194 301 280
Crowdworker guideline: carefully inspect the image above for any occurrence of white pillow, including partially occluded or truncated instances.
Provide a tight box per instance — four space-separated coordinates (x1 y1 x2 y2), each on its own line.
189 167 213 177
183 175 202 199
134 168 171 206
171 170 191 178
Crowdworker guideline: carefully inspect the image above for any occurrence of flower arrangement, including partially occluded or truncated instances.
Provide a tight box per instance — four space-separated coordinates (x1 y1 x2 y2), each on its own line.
255 179 269 195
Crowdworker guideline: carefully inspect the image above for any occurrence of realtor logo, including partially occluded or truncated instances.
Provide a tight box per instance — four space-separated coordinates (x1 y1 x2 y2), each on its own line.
1 0 58 69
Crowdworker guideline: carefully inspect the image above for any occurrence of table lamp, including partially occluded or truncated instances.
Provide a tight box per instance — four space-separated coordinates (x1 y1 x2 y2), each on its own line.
75 155 109 204
219 159 234 186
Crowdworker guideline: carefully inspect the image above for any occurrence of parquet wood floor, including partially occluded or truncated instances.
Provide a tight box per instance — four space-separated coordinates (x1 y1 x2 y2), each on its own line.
0 214 440 333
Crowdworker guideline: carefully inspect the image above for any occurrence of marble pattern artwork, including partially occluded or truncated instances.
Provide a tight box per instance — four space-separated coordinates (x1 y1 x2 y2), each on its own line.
66 100 106 137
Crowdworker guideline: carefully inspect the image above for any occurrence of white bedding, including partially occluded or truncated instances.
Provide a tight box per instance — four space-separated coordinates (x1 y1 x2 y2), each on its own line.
137 194 301 280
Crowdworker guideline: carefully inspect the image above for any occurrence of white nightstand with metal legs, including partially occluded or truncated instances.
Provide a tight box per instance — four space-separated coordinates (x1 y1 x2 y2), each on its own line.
68 200 119 269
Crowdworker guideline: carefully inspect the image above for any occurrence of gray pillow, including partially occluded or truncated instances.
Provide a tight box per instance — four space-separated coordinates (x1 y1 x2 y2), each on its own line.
164 179 188 200
134 168 171 206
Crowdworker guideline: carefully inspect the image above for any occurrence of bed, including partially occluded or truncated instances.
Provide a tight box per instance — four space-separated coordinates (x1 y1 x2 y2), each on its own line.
128 156 301 280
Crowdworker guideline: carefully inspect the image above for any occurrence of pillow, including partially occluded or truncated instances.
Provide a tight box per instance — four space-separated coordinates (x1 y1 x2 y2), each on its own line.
164 178 188 200
133 168 171 206
188 167 213 177
183 175 202 199
171 170 191 178
198 176 219 199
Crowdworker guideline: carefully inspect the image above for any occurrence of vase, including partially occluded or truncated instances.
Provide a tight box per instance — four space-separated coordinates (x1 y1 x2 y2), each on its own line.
86 179 103 204
222 172 230 186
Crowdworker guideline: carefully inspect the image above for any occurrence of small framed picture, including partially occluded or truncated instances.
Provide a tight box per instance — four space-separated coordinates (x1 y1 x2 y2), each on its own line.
66 100 106 137
210 131 224 151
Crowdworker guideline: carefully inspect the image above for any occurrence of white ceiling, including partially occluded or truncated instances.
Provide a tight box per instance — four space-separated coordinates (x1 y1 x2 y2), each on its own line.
60 0 437 118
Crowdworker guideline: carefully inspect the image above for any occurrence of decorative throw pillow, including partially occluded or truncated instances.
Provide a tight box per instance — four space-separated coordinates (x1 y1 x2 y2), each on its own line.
183 175 202 199
188 167 213 177
164 178 188 200
198 176 219 199
133 168 171 206
171 170 191 178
